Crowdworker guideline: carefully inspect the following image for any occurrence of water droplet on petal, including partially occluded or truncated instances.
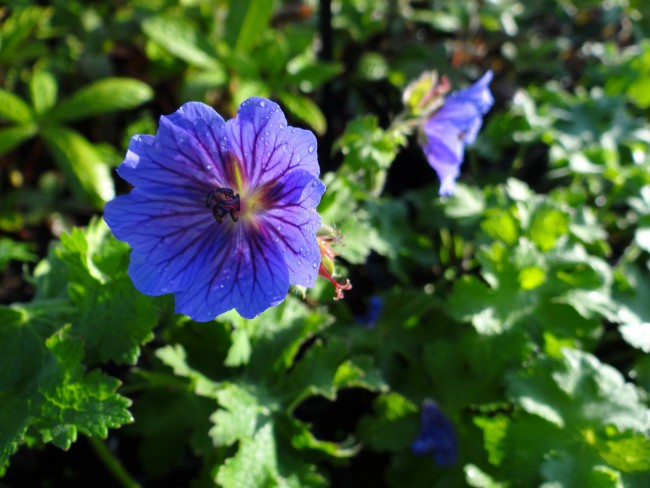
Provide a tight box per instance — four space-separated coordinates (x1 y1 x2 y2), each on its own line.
312 262 317 269
162 287 169 292
279 122 286 130
281 143 288 154
308 144 315 154
259 100 266 107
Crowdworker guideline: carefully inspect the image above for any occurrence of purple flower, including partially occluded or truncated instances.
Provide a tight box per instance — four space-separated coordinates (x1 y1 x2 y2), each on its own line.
411 399 457 466
104 98 325 321
421 70 494 196
356 295 383 329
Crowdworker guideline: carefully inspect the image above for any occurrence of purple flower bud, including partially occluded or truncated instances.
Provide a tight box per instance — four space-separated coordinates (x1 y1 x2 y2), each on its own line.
420 71 494 196
411 399 457 466
104 98 326 321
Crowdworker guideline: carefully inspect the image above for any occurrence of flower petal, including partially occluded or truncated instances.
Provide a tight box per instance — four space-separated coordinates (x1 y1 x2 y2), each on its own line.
226 97 319 188
259 170 326 287
420 71 494 196
411 400 457 466
104 189 225 294
448 70 494 114
174 226 291 320
117 102 230 194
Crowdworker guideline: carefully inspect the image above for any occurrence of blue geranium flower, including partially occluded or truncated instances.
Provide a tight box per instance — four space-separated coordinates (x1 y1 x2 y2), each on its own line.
104 98 325 321
421 70 494 196
411 399 457 466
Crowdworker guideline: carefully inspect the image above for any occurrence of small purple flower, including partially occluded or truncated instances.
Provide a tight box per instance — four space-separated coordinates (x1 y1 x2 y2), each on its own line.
104 98 325 321
421 71 494 196
356 295 383 329
411 399 457 466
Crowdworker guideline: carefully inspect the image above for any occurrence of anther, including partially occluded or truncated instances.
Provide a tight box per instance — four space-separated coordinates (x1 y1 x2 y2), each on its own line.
206 188 240 223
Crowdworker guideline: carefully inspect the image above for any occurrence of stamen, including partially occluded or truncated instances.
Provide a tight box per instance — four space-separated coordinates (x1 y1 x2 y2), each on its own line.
318 263 352 300
206 188 240 223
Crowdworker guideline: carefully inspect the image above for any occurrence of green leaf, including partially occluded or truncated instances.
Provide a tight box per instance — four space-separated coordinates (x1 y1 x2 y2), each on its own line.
284 62 342 91
41 126 115 207
619 324 650 353
36 325 132 449
481 208 520 246
509 349 649 432
278 91 327 135
214 421 276 487
0 7 52 64
357 393 419 452
488 349 650 484
209 384 266 447
29 65 58 114
46 78 153 123
444 183 486 220
0 124 37 156
0 237 37 271
0 89 34 124
597 429 650 473
464 464 508 488
142 15 222 70
226 0 274 53
0 317 131 468
215 421 327 488
528 204 570 252
224 327 252 367
55 219 158 365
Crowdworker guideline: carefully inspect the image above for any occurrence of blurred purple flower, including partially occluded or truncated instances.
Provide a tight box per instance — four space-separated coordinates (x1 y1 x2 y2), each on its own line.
421 71 494 196
104 98 325 321
411 399 457 466
357 295 383 329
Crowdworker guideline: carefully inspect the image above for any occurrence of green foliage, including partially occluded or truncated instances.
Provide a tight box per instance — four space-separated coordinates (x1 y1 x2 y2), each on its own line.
0 238 36 271
0 71 152 207
1 219 161 472
2 0 650 486
472 349 650 485
0 317 131 469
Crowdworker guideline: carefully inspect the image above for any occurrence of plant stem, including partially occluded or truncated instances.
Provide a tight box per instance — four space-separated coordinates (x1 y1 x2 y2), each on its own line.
89 437 140 488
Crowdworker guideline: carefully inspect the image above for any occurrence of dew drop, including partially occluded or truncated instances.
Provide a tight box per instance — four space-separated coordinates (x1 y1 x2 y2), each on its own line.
220 284 224 288
277 224 283 231
281 143 288 154
259 100 266 107
312 262 317 269
299 246 304 253
161 287 169 293
266 152 271 157
308 144 315 154
279 122 286 130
